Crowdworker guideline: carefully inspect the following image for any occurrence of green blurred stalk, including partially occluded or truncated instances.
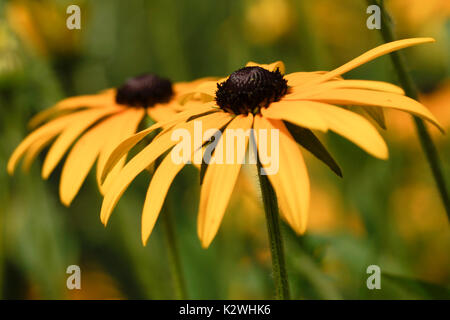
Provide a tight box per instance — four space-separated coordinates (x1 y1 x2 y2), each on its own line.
257 163 291 300
161 203 188 299
367 0 450 220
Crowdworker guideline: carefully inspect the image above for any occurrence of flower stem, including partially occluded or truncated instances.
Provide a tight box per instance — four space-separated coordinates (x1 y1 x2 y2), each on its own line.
257 163 291 300
368 0 450 220
161 203 188 299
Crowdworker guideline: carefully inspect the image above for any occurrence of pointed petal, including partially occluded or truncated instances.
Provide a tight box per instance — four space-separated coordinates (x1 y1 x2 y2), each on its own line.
28 107 76 130
285 71 338 87
41 108 117 179
198 114 253 248
304 38 435 86
253 115 310 234
8 112 84 175
306 88 443 131
141 155 185 245
287 79 405 99
303 101 389 159
21 132 56 172
100 111 232 225
318 79 404 94
28 90 117 128
261 100 328 131
55 90 116 109
59 114 121 206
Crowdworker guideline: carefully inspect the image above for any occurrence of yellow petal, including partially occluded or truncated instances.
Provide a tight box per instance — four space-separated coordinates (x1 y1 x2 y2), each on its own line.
59 114 121 206
141 155 185 245
253 115 310 234
246 61 286 74
100 126 160 183
100 103 216 182
305 101 388 159
198 114 253 248
96 108 145 194
148 103 178 123
321 80 404 94
179 92 216 105
28 90 117 128
306 88 443 131
55 90 116 110
28 107 76 130
21 132 56 172
190 81 220 97
100 111 232 226
287 79 405 99
173 77 219 96
284 71 335 87
8 112 84 175
41 108 117 179
305 38 435 87
178 78 230 105
142 116 230 245
261 100 328 131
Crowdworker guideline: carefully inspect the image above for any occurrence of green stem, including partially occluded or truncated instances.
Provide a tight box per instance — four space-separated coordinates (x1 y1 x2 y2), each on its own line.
368 0 450 220
161 204 188 299
257 163 291 300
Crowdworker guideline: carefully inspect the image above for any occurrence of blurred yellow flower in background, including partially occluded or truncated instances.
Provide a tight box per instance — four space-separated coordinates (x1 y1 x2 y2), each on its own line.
0 21 22 76
6 0 82 57
388 0 450 33
388 80 450 143
66 266 124 300
244 0 294 45
7 74 201 206
307 183 366 237
392 182 450 284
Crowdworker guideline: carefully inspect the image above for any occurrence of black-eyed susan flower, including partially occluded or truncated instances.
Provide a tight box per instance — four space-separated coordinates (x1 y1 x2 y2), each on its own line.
7 73 205 206
100 38 442 248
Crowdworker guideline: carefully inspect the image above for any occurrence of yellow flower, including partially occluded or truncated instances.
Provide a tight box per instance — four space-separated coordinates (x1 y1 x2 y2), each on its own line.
388 0 450 33
7 74 203 206
244 0 294 45
6 0 81 56
100 38 441 248
388 80 450 143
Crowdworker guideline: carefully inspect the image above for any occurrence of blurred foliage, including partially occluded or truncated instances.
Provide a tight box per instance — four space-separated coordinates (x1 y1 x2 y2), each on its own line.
0 0 449 299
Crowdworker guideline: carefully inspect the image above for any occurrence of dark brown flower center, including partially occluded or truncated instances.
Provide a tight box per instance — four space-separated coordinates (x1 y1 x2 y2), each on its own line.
115 73 173 108
215 66 288 115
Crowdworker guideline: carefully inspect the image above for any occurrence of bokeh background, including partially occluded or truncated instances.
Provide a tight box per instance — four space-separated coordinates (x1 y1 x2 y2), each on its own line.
0 0 449 299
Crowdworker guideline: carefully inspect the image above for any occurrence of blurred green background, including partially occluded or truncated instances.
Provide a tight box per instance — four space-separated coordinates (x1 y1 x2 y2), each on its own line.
0 0 449 299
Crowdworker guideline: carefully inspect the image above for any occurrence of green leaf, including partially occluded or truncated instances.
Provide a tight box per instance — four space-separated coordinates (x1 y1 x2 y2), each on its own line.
285 122 342 177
